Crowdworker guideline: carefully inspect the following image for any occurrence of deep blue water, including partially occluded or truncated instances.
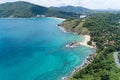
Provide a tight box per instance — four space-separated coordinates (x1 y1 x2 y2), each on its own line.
0 18 93 80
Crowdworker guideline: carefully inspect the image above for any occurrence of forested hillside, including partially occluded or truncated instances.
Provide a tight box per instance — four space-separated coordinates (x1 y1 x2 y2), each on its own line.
0 1 77 18
60 13 120 80
0 1 48 17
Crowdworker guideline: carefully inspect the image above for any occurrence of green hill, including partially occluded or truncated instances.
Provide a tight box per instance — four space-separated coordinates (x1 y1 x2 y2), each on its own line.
0 1 76 18
0 1 48 17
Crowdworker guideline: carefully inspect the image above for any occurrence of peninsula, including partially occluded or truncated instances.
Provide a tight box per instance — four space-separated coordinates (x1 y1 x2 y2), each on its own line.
59 13 120 80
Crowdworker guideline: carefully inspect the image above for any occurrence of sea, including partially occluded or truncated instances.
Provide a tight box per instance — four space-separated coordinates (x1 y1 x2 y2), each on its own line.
0 18 93 80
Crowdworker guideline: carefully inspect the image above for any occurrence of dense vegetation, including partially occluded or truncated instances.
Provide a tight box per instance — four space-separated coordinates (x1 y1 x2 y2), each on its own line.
60 13 120 80
0 1 48 17
61 13 120 51
0 1 77 18
70 51 120 80
84 13 120 51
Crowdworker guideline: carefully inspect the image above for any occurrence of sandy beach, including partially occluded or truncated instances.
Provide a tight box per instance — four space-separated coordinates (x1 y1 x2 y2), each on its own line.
48 17 66 21
59 25 94 49
59 26 67 32
59 25 96 80
80 35 94 48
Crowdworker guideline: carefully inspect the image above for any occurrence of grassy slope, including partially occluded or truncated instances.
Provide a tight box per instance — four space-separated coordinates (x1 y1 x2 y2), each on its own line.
59 19 89 35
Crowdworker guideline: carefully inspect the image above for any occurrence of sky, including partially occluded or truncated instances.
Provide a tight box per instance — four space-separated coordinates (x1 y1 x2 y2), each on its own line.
0 0 120 9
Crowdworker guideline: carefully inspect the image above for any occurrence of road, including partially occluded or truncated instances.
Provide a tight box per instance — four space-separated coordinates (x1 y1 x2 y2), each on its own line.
114 52 120 67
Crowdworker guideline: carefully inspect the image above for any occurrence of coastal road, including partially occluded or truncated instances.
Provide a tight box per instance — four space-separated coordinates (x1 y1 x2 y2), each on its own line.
113 52 120 68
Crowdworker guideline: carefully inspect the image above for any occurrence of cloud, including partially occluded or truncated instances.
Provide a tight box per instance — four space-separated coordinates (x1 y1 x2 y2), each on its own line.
0 0 120 9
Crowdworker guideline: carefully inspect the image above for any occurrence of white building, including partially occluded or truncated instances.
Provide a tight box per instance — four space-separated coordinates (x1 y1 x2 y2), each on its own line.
80 15 87 19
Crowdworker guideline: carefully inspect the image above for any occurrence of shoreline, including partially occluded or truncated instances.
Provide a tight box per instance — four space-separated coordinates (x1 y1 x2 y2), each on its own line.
47 17 66 21
58 26 67 33
80 35 94 48
0 17 66 21
58 26 96 80
61 49 96 80
59 26 95 49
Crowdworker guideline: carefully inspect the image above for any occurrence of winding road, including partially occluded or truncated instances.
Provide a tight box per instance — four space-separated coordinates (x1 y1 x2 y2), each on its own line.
113 52 120 67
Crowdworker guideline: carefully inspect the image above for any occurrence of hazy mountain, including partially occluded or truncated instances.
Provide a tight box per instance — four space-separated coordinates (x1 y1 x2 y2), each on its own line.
50 6 92 14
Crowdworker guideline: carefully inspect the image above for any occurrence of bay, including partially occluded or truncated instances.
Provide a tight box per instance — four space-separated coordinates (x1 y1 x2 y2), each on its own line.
0 18 93 80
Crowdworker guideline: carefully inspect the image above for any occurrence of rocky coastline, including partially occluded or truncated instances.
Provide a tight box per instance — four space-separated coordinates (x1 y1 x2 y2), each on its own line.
58 26 96 80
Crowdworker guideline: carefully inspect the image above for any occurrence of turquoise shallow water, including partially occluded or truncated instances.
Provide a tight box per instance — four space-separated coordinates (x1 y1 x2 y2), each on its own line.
0 18 93 80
